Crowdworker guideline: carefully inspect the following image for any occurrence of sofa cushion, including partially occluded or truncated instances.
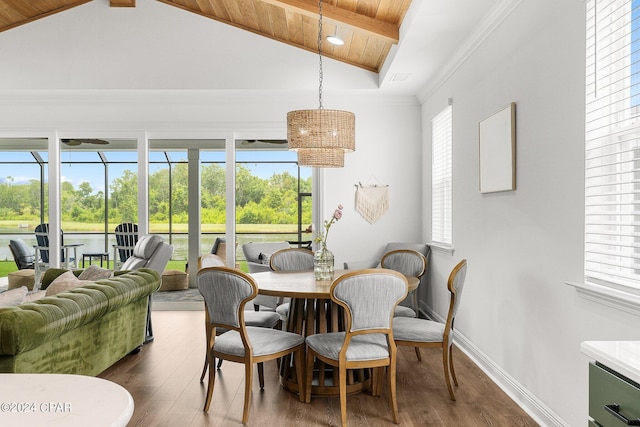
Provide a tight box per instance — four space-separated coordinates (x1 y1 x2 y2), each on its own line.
0 287 28 307
45 270 92 296
259 252 272 265
24 291 46 303
78 264 113 281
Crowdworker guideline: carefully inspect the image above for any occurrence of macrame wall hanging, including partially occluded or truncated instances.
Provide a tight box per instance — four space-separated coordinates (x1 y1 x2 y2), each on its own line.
354 179 389 224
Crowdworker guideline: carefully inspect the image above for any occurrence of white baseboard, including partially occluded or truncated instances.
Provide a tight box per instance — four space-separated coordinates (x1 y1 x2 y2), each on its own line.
420 303 567 427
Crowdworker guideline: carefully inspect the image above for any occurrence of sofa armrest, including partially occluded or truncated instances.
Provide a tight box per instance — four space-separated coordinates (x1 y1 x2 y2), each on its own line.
246 261 271 273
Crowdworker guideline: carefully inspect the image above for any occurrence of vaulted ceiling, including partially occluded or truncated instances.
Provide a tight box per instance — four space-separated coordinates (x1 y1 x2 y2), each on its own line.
0 0 411 73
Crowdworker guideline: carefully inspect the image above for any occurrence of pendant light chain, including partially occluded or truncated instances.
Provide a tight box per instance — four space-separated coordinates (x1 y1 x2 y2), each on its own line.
318 0 324 110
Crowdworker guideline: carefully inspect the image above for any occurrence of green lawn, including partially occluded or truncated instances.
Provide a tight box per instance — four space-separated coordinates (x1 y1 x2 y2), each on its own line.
0 259 248 279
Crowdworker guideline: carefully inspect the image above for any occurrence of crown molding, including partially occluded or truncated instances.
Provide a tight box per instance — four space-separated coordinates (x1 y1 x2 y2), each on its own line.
417 0 523 103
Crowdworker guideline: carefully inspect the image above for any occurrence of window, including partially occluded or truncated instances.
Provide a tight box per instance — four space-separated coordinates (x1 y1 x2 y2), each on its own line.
585 0 640 292
431 105 452 247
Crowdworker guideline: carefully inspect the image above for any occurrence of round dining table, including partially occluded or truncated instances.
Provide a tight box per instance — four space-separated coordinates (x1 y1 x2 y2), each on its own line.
251 269 418 397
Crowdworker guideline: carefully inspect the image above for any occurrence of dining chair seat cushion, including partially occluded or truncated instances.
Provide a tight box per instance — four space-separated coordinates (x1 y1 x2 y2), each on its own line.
392 317 446 343
393 305 416 318
306 332 390 362
214 326 303 357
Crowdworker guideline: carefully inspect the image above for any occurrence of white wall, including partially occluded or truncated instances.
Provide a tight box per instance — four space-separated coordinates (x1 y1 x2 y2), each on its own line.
421 1 640 426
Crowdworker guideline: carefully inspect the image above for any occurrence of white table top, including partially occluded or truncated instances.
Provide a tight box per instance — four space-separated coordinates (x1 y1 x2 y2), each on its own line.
0 373 134 427
581 341 640 384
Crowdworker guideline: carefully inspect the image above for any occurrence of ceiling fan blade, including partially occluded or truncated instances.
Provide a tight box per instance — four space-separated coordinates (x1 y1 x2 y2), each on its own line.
241 139 287 145
61 139 81 146
61 138 109 146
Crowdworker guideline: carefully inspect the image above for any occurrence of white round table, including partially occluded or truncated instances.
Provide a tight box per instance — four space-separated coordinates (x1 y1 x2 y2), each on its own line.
0 373 134 426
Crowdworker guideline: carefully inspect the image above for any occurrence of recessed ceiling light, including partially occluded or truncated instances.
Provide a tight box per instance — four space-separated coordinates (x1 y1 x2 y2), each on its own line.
326 35 344 46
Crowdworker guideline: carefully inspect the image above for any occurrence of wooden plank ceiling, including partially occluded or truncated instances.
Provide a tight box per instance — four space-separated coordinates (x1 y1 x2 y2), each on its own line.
0 0 411 73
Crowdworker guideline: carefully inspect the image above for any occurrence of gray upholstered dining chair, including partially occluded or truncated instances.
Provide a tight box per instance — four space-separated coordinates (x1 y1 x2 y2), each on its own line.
392 259 467 401
197 257 281 381
269 248 314 322
380 249 427 318
197 266 305 423
304 269 408 427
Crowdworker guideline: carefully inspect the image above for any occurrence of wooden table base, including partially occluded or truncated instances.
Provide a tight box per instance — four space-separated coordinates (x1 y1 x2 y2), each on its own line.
279 297 372 397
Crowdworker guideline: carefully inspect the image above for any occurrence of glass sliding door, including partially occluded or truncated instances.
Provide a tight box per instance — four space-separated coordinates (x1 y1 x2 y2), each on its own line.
0 140 48 274
235 139 312 270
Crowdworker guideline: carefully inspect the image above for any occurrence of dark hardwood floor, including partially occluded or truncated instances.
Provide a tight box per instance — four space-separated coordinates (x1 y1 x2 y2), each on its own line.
99 311 538 426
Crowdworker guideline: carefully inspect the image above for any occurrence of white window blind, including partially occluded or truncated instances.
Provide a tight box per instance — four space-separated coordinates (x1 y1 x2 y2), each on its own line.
432 105 452 246
585 0 640 290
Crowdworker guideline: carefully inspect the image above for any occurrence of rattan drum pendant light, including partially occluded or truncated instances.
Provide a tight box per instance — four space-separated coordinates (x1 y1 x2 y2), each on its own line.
287 0 355 168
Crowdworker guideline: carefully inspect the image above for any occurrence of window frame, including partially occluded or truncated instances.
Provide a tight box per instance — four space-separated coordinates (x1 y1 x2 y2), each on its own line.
431 104 454 253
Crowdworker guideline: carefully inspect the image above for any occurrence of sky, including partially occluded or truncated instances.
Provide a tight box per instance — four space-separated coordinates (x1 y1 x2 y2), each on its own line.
0 149 311 194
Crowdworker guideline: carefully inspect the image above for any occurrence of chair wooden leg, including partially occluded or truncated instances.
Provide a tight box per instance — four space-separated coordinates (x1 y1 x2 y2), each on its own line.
414 347 422 361
377 367 385 397
449 344 458 386
242 362 253 424
389 360 399 424
442 346 456 401
258 362 265 390
371 367 379 396
293 347 305 402
199 352 208 382
305 349 314 403
203 355 216 412
339 364 348 427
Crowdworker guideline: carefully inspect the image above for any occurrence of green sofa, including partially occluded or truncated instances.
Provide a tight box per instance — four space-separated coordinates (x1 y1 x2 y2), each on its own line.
0 268 160 375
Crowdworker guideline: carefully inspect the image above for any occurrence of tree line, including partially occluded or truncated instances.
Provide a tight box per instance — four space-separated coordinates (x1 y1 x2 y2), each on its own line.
0 163 312 226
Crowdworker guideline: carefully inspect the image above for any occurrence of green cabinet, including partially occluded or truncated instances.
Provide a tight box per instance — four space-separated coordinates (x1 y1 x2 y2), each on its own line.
589 362 640 426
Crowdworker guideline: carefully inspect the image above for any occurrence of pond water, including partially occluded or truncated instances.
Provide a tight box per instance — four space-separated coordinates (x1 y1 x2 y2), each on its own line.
0 232 310 263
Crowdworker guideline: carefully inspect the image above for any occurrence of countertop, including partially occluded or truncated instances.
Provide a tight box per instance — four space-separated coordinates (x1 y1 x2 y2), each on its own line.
581 341 640 384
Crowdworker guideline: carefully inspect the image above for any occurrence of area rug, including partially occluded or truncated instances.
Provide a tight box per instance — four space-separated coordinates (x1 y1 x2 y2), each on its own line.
152 288 203 303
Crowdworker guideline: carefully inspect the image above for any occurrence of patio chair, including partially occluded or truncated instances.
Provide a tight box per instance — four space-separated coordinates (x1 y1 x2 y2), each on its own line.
34 223 77 284
197 266 305 423
8 239 35 270
113 222 138 270
304 269 408 427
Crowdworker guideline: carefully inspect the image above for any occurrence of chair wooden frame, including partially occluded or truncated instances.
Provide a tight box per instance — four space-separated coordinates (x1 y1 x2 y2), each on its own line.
393 259 467 401
199 266 305 424
304 269 408 427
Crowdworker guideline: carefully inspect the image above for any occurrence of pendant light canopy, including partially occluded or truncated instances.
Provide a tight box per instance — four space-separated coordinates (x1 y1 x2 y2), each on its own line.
287 0 355 168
